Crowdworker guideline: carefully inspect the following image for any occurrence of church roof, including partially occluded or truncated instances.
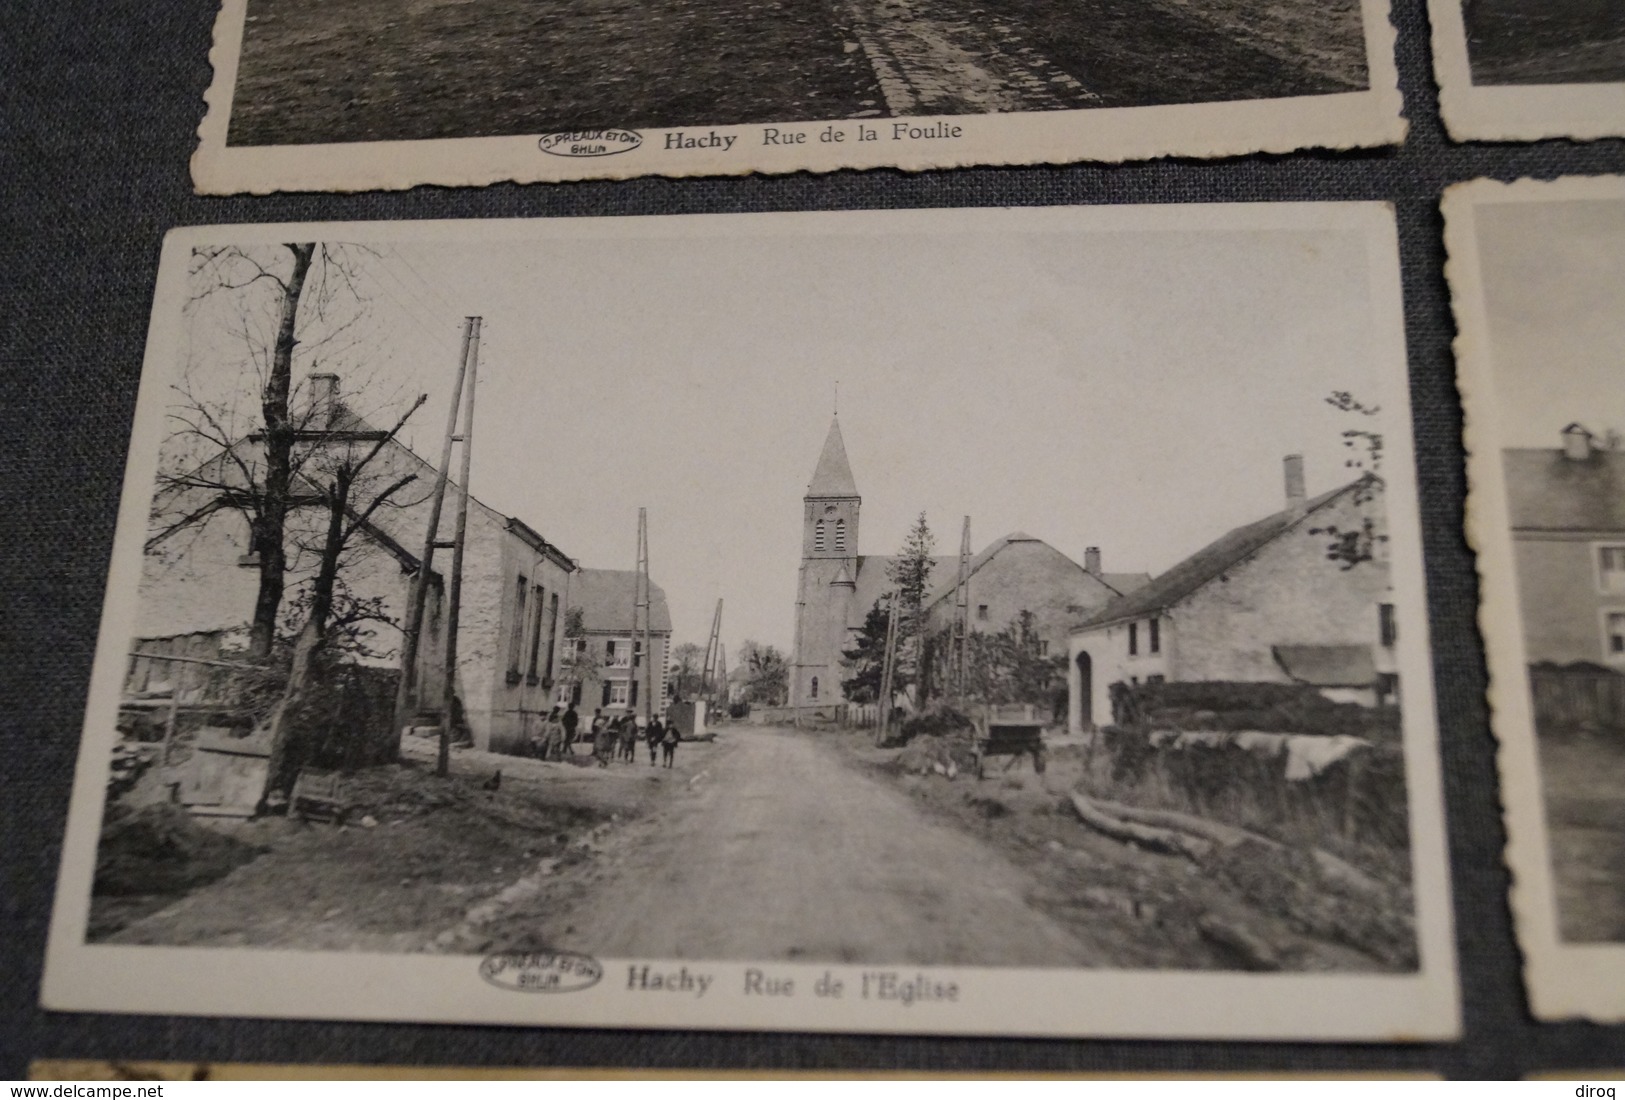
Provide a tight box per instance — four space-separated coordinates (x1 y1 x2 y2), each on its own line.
807 417 858 498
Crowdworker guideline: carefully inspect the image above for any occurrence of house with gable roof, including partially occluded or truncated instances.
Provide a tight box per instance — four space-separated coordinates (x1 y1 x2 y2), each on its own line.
134 373 579 757
1066 455 1398 734
551 567 673 720
1503 423 1625 670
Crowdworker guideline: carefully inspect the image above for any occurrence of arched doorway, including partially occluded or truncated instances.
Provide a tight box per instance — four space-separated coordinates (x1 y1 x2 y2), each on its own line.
1075 651 1094 730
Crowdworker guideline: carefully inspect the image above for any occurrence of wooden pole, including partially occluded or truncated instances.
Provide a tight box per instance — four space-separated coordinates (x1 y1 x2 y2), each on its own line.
438 317 481 778
394 318 474 740
953 515 971 698
701 598 723 699
876 591 900 746
641 512 653 724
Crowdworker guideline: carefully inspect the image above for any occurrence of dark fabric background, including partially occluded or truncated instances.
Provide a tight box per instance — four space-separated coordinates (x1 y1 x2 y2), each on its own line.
3 0 1625 1078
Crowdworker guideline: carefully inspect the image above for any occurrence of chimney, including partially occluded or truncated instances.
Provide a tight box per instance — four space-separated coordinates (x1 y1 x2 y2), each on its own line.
1562 423 1594 462
309 373 340 430
1084 547 1101 576
1283 454 1306 509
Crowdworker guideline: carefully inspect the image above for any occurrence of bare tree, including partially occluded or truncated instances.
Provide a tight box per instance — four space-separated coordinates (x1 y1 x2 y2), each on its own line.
738 640 789 705
262 390 428 801
669 642 706 699
556 607 600 707
148 243 379 660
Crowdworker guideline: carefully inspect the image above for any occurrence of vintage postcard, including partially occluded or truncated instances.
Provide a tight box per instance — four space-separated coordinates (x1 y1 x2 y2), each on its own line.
189 0 1403 192
1429 0 1625 141
1447 175 1625 1021
42 203 1456 1039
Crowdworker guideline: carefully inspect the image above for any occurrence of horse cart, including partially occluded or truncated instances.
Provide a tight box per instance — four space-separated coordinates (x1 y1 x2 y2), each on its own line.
971 704 1047 779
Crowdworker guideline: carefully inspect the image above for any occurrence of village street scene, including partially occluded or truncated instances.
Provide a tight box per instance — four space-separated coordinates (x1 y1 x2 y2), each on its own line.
93 223 1420 973
225 0 1371 145
1468 197 1625 945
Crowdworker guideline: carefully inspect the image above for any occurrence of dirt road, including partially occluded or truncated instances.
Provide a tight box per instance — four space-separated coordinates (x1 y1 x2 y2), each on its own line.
229 0 1367 145
507 727 1102 967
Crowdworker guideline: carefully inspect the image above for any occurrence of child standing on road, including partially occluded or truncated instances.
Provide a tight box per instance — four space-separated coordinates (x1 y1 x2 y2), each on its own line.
645 717 663 766
661 721 679 768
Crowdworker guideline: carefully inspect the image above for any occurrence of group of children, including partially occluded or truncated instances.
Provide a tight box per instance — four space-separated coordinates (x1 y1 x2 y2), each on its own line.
530 704 680 768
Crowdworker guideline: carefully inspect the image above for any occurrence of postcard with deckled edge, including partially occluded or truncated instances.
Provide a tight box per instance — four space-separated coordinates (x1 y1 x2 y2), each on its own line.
188 0 1403 193
1428 0 1625 143
1445 175 1625 1022
42 203 1456 1040
25 1062 1449 1081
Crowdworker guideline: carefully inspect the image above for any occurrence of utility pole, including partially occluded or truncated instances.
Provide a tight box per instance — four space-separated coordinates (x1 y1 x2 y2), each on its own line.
952 515 971 699
629 508 651 724
876 590 900 747
791 562 806 728
394 317 477 752
641 516 653 725
701 598 723 699
438 317 482 778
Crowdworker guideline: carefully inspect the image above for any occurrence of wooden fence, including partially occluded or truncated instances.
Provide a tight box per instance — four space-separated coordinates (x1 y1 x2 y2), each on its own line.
1529 664 1625 734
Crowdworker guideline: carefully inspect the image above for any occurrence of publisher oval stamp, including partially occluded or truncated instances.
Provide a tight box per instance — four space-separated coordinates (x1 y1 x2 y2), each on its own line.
480 951 604 993
537 130 642 158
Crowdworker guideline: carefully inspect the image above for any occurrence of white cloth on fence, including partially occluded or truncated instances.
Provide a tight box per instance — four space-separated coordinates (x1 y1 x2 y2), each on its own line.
1283 734 1367 781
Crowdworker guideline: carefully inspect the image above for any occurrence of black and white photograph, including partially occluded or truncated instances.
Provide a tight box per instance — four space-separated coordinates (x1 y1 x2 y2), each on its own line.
1429 0 1625 141
43 204 1456 1040
1449 175 1625 1021
189 0 1402 190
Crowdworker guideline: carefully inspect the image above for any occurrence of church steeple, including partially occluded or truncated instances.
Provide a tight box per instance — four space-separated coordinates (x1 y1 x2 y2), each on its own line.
802 417 860 560
807 417 858 499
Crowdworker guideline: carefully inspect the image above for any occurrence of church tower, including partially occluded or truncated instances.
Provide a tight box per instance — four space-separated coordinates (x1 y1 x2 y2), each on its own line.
792 417 861 711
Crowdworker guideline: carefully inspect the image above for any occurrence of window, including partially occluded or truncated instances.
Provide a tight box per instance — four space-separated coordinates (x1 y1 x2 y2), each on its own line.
525 584 546 681
1038 640 1049 657
834 519 846 552
607 639 631 668
1148 618 1160 654
814 520 826 552
1128 622 1138 656
1379 603 1397 647
1147 674 1165 685
507 576 528 679
1376 672 1400 706
608 681 630 706
543 593 560 682
1607 611 1625 661
1600 545 1625 594
810 676 819 699
976 604 989 621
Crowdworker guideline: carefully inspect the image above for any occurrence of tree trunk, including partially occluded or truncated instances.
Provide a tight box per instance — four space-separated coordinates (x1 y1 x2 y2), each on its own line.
248 242 316 660
261 471 347 804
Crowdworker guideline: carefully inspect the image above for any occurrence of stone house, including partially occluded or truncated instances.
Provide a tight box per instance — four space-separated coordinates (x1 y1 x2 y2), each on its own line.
1066 456 1398 733
920 535 1148 663
1503 424 1625 667
551 567 673 721
136 375 577 756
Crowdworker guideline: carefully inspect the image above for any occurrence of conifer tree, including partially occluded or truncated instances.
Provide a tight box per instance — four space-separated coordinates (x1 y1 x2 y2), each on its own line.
886 512 935 689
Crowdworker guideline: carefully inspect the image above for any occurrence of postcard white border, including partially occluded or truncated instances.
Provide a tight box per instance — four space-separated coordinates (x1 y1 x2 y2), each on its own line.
1428 0 1625 143
42 203 1457 1040
190 0 1404 193
1446 174 1625 1022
